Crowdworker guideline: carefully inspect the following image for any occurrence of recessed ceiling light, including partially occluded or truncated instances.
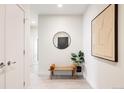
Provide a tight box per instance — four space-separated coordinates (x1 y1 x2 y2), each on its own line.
57 4 63 8
31 21 36 24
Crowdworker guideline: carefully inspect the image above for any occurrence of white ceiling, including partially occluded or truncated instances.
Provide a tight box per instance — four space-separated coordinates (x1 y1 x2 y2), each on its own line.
31 4 89 15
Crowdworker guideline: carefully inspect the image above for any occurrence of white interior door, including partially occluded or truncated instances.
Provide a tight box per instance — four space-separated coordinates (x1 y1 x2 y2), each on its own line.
0 5 5 89
5 5 25 89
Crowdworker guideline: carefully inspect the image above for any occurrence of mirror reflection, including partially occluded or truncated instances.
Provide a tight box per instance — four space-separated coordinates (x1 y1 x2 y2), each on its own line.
53 32 71 49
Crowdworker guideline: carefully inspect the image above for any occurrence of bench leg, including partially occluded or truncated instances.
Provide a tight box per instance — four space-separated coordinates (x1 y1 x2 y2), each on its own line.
72 70 76 79
50 71 54 79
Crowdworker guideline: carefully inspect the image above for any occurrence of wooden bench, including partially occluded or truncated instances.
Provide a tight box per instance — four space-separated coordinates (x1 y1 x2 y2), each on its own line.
49 64 76 79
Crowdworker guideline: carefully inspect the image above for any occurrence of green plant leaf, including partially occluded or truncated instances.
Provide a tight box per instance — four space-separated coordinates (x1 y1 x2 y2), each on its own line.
71 53 77 57
71 51 85 65
79 50 84 57
71 57 76 61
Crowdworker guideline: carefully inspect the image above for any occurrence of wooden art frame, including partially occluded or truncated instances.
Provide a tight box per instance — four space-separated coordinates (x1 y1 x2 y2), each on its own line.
91 4 118 62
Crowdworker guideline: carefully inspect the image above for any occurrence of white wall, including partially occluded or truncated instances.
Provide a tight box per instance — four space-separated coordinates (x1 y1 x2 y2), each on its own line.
82 4 124 88
38 16 83 75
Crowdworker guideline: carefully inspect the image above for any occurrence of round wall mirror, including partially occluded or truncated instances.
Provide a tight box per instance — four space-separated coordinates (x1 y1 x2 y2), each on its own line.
53 31 71 49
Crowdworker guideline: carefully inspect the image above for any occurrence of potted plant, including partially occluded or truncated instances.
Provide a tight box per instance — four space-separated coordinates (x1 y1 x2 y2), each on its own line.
71 50 85 72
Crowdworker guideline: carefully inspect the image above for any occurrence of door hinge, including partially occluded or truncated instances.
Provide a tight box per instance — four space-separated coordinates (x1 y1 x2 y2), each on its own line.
23 81 25 87
23 50 25 55
23 18 25 24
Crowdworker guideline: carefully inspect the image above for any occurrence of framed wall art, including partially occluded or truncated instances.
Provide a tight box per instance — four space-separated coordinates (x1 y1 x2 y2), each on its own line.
91 4 118 62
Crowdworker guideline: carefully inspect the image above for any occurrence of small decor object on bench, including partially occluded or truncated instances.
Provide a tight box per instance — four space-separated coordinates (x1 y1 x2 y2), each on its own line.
71 50 85 72
49 64 76 79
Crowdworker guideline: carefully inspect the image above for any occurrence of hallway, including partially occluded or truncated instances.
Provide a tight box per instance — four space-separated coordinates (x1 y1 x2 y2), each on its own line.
0 4 124 89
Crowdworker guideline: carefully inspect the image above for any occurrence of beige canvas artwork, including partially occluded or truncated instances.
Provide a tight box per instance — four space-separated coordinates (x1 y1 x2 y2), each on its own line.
91 4 118 61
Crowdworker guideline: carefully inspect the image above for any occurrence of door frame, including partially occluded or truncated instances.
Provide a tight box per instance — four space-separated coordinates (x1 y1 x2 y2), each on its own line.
16 4 26 88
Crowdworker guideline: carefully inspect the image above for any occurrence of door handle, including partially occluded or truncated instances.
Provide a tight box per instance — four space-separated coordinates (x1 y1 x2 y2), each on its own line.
7 61 16 66
0 62 5 69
